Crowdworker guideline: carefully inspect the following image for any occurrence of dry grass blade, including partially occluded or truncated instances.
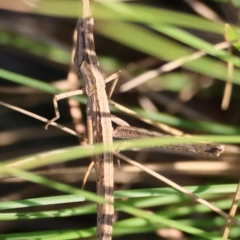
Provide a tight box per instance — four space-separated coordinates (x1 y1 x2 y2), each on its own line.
114 151 240 227
183 0 222 22
119 41 231 92
222 24 234 110
222 179 240 238
109 99 187 136
82 160 95 189
66 20 86 138
0 100 83 138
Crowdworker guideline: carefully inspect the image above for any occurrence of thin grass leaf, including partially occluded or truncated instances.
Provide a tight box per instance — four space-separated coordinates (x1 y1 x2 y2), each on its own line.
97 21 240 85
151 24 240 65
2 135 240 171
1 184 237 211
